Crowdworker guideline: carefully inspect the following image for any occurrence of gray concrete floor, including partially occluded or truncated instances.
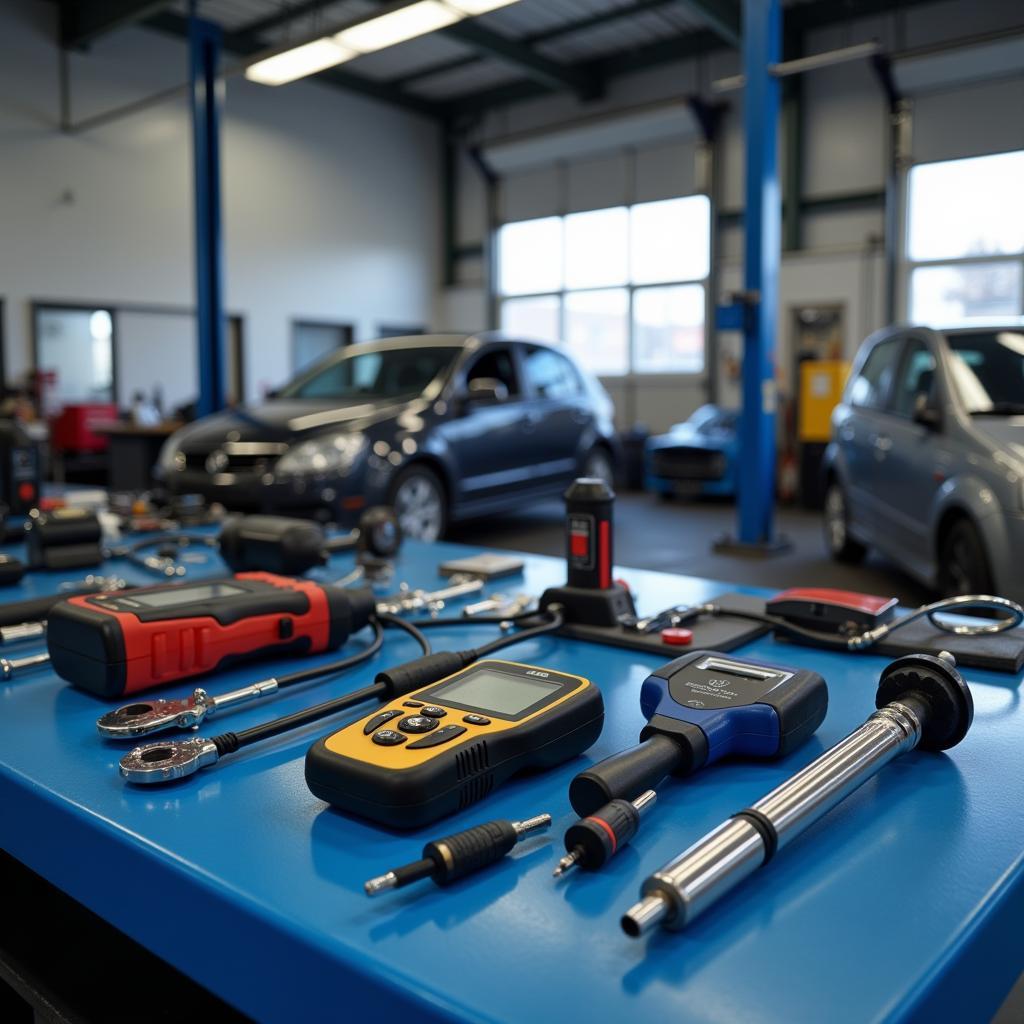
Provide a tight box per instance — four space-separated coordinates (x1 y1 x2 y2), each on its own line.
451 491 1024 1020
450 491 933 606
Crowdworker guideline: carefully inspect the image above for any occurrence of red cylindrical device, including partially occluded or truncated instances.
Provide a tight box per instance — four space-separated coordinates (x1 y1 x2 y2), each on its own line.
565 478 615 591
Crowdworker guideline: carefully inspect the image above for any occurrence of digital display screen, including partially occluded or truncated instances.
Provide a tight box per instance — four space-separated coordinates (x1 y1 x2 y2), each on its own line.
429 668 562 717
130 582 246 609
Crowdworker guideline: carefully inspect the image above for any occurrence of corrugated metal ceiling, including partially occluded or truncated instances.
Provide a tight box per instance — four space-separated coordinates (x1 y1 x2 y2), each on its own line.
175 0 740 105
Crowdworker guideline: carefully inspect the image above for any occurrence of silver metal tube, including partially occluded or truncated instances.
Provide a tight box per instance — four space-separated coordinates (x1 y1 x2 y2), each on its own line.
0 651 51 680
209 678 279 714
622 702 923 935
0 621 47 645
757 704 920 849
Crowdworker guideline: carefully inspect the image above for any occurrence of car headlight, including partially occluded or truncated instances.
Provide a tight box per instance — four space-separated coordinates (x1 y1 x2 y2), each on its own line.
276 434 365 477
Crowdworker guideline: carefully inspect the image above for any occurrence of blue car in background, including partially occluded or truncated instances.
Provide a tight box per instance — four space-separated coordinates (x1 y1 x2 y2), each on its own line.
645 405 739 498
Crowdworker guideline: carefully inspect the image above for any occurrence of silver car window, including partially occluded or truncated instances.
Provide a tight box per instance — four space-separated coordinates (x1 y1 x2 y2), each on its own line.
849 338 901 411
892 342 938 418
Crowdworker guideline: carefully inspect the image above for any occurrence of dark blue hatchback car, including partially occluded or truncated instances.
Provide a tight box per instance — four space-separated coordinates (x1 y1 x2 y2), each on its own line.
159 333 618 540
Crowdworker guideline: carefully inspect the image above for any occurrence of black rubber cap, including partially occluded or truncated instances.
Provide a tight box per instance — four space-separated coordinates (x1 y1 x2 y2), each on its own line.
875 653 974 751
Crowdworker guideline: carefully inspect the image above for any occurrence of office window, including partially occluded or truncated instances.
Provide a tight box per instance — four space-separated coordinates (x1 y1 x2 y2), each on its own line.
906 151 1024 326
498 195 711 376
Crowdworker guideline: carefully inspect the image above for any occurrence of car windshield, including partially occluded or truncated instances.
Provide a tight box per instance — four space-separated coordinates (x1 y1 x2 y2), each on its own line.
946 331 1024 415
279 345 457 401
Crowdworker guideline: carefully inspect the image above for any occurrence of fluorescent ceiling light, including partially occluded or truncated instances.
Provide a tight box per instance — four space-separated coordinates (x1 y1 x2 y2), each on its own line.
335 1 460 54
246 0 523 87
445 0 520 12
245 38 356 85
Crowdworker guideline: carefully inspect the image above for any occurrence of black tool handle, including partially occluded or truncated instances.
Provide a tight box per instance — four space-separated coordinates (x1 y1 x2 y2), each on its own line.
0 586 105 627
426 819 517 885
569 734 683 817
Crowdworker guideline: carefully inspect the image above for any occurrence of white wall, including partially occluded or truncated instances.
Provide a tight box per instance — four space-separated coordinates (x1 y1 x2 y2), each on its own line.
0 1 440 404
438 0 1024 432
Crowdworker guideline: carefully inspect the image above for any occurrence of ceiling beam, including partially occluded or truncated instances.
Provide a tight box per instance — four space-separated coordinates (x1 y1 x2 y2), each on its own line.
145 11 444 119
441 27 723 116
394 0 681 89
438 0 952 116
439 20 603 99
60 0 176 48
676 0 740 48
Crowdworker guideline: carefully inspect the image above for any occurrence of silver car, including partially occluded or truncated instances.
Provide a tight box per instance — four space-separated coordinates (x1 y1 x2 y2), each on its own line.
823 324 1024 601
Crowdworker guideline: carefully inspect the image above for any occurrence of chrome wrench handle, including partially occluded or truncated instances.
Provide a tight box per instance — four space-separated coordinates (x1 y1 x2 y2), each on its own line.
97 678 280 738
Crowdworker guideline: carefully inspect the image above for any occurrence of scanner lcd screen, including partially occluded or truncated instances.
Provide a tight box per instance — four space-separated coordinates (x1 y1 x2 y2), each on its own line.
130 582 246 609
430 669 562 717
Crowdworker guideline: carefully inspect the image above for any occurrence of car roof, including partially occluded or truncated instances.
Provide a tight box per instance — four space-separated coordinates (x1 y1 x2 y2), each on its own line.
345 332 568 356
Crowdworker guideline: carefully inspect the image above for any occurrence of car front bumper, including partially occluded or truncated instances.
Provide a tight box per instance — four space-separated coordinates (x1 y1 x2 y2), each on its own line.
165 461 390 527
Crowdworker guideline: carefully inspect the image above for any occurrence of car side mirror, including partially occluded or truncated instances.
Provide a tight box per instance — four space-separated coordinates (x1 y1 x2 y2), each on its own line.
463 377 509 407
912 393 942 430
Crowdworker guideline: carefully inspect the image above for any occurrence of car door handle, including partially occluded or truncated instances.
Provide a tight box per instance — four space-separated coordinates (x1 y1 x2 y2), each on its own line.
520 410 543 428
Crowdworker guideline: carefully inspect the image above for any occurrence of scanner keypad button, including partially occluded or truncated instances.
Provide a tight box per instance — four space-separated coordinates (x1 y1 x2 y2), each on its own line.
420 706 447 718
406 725 467 749
398 715 438 733
372 729 406 746
363 709 403 735
462 714 490 726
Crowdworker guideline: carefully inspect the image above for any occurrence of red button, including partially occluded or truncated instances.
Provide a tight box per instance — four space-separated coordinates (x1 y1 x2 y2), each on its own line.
18 483 35 502
661 627 693 646
570 533 589 557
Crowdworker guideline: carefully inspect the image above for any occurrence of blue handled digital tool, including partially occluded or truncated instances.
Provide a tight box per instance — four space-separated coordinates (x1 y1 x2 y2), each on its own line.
558 651 828 876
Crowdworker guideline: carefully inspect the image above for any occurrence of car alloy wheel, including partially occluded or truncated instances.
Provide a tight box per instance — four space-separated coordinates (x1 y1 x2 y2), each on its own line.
939 518 994 597
823 481 866 564
392 469 445 542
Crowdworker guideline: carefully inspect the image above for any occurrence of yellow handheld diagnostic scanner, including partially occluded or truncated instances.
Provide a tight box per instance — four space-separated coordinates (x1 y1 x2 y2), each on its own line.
305 659 604 828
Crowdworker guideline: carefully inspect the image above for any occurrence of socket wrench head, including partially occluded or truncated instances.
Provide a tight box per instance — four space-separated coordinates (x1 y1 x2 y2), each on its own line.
98 689 211 738
120 737 219 784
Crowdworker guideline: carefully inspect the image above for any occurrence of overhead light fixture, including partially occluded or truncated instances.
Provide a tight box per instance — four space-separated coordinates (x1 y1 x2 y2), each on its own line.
245 38 356 86
246 0 522 86
335 1 460 54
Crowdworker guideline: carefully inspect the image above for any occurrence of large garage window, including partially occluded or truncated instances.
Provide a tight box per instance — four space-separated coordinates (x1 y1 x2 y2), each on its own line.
497 195 711 376
906 151 1024 326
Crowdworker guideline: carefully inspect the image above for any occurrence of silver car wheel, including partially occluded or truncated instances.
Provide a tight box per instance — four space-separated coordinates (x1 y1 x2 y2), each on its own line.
393 474 443 542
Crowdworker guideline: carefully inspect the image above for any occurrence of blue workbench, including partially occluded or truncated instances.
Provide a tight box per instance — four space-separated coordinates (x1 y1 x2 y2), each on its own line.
1 536 1021 1023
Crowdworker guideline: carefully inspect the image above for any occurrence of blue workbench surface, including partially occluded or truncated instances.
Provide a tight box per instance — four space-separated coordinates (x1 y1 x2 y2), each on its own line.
1 536 1022 1023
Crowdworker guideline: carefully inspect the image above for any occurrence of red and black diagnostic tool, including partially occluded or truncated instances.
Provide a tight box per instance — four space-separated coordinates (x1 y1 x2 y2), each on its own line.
46 572 375 698
765 588 899 636
554 650 828 877
541 478 637 627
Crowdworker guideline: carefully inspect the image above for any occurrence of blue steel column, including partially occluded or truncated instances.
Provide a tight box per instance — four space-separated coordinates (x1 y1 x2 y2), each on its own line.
189 14 227 417
737 0 781 546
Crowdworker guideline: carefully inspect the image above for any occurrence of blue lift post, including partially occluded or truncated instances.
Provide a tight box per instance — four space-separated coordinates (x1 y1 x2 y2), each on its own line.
189 13 227 417
714 0 789 555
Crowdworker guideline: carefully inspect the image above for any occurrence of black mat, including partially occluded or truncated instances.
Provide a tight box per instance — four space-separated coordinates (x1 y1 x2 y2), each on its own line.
713 593 1024 674
557 593 770 656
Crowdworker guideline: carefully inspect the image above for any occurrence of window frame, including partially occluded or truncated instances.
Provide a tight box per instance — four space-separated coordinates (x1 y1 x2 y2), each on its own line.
521 343 585 401
847 335 906 413
888 336 940 421
496 195 712 379
901 151 1024 327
